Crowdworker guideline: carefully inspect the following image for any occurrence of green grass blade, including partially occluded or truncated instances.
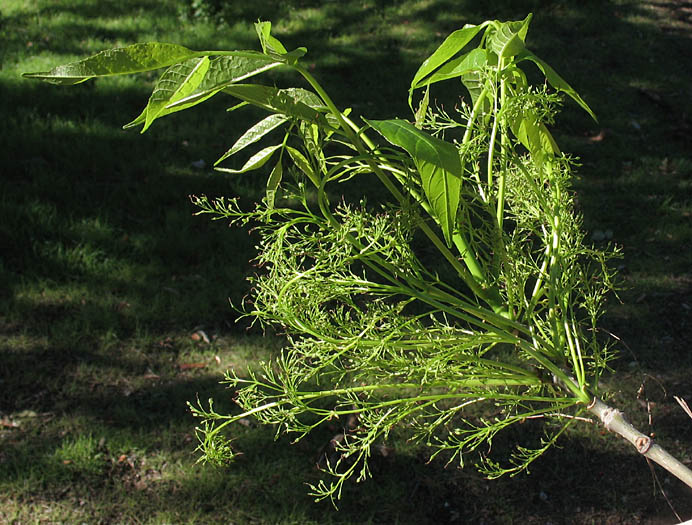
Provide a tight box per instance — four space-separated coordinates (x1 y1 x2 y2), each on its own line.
22 43 198 84
367 119 461 246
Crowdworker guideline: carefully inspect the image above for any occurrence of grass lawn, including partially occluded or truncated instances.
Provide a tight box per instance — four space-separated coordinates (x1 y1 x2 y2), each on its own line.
1 0 691 522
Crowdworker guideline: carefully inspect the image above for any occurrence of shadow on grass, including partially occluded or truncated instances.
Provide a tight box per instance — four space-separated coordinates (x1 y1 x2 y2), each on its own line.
3 394 692 523
1 0 692 522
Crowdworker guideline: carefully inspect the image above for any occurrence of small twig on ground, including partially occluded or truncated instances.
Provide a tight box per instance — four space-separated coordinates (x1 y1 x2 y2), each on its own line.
673 396 692 420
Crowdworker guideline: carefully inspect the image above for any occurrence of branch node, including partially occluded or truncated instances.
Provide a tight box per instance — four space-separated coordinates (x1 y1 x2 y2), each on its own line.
587 397 597 410
601 407 620 431
635 436 652 455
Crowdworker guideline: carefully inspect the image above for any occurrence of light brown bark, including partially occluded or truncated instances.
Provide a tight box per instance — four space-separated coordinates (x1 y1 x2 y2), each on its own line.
587 397 692 490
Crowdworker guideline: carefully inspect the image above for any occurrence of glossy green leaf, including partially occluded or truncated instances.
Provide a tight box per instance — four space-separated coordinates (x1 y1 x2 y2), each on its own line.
518 51 597 122
221 85 332 128
124 56 211 132
509 110 559 165
22 43 198 85
277 47 308 65
216 144 282 174
166 54 283 109
125 52 283 130
215 114 290 166
367 119 461 245
487 14 532 59
416 48 487 89
254 21 307 65
461 69 491 115
414 84 430 129
255 21 288 54
409 23 486 102
266 159 284 208
300 121 327 175
286 146 319 187
325 107 351 139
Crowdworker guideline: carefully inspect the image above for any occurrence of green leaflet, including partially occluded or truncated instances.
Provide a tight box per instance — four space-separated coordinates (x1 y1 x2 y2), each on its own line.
416 48 487 90
126 53 282 130
486 14 532 59
414 84 430 129
461 69 490 115
125 57 211 132
215 114 290 166
503 69 558 161
266 160 284 208
254 21 307 65
460 51 497 115
409 23 486 97
509 110 560 166
300 121 326 175
274 47 308 65
221 85 332 129
286 146 319 187
367 119 461 246
518 51 597 122
255 21 287 55
165 54 283 110
215 144 282 174
22 43 198 85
